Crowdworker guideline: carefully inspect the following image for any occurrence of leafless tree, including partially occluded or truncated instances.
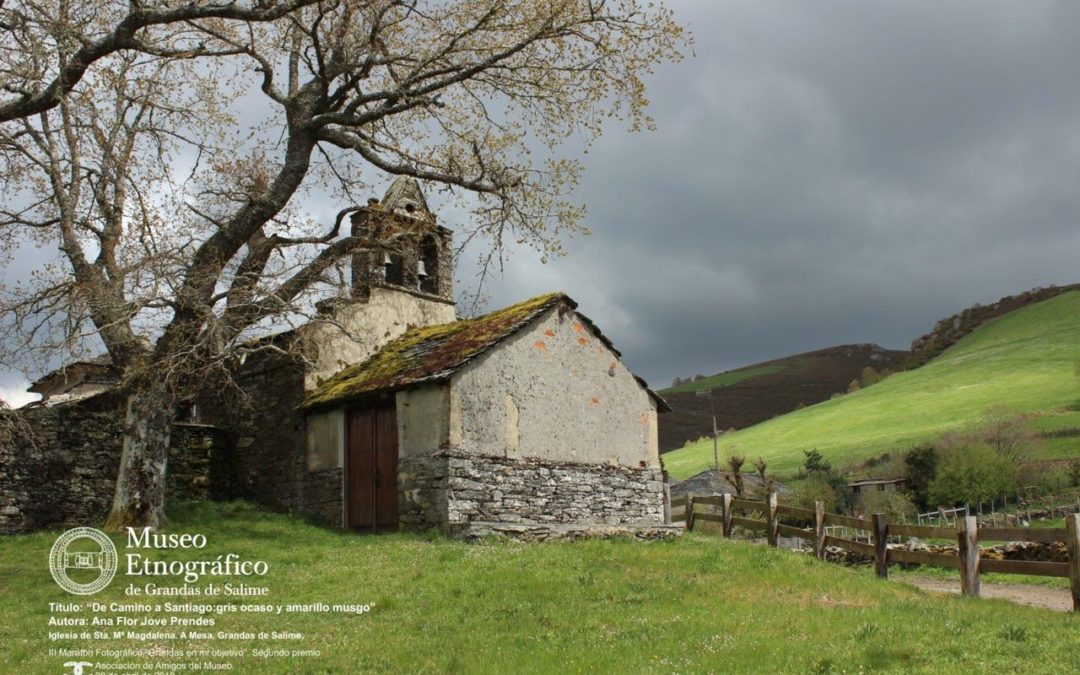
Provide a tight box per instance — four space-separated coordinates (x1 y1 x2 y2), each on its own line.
0 398 36 449
980 405 1039 466
0 0 688 529
726 454 746 497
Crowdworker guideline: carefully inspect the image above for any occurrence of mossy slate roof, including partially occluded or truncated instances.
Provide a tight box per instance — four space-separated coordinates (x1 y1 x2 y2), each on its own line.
301 292 669 412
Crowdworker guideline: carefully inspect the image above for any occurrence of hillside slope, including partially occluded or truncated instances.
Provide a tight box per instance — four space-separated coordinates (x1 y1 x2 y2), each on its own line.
659 344 908 451
905 283 1080 368
663 291 1080 480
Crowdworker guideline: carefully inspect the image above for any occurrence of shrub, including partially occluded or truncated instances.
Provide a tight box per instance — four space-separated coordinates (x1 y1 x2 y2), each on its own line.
1018 464 1069 496
792 474 843 513
860 367 881 387
726 454 746 497
904 445 937 511
803 449 831 475
980 405 1040 465
927 443 1018 507
1069 462 1080 488
858 489 916 521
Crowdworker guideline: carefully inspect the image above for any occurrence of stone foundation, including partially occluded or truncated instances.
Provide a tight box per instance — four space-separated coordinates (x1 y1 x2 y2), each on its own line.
399 451 667 533
447 521 683 542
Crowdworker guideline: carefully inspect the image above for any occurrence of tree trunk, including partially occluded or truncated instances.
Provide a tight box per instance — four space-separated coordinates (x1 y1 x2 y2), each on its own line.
104 382 176 531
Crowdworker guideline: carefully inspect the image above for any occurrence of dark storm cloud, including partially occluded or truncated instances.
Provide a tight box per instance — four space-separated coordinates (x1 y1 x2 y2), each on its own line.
467 0 1080 388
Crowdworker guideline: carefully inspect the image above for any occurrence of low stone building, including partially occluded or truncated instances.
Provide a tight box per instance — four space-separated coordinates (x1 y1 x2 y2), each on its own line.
300 291 670 536
1 177 673 537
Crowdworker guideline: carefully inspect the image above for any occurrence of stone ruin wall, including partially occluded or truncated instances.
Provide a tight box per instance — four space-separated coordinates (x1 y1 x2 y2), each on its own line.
0 397 228 534
197 350 343 528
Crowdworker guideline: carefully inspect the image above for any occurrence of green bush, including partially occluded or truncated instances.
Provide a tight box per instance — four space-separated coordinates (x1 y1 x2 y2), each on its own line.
904 445 937 511
792 474 843 513
1069 462 1080 487
1018 464 1069 496
858 489 916 521
803 449 831 474
927 443 1018 507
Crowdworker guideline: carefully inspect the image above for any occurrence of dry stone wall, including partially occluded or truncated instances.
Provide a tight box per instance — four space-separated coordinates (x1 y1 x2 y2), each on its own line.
198 350 343 528
0 398 228 534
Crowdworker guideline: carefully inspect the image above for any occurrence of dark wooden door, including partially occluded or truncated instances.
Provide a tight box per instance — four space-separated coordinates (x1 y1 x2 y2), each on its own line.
346 405 398 530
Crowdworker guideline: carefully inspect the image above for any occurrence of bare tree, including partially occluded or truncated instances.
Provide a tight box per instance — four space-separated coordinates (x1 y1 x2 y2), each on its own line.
0 398 36 450
0 0 688 529
725 454 745 497
980 405 1038 466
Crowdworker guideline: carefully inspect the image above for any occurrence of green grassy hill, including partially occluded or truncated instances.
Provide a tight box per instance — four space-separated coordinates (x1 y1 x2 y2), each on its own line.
664 291 1080 480
661 363 788 394
4 502 1080 673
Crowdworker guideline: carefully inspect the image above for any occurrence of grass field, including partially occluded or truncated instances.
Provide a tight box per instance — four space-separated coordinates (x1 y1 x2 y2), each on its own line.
4 502 1080 673
660 363 786 394
664 291 1080 480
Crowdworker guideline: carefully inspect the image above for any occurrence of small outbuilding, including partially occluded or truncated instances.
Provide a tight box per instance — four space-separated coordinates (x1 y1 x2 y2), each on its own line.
300 291 672 537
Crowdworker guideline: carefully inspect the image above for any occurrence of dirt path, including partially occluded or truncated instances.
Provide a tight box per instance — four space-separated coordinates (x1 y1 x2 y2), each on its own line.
900 575 1072 612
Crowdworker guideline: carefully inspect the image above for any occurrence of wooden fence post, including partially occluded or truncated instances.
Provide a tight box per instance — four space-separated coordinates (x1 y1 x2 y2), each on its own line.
872 513 888 579
957 515 980 598
721 493 733 538
1066 513 1080 612
766 492 779 547
685 493 695 532
814 500 826 560
662 478 671 525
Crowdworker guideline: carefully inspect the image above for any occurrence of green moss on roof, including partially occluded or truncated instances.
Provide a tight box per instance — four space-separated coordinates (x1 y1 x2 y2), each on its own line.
301 292 570 410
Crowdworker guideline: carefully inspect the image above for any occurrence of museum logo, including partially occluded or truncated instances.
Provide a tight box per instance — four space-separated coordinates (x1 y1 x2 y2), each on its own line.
49 527 118 595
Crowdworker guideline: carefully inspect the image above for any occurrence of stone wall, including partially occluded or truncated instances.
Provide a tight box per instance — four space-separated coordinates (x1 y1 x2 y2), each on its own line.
199 351 343 528
398 451 666 531
0 397 228 534
398 453 450 529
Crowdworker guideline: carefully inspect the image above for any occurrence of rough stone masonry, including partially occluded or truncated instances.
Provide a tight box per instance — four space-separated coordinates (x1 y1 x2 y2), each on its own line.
0 396 228 534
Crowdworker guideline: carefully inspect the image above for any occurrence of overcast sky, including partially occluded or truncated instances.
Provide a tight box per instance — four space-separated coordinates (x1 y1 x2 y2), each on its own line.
6 1 1080 403
467 0 1080 389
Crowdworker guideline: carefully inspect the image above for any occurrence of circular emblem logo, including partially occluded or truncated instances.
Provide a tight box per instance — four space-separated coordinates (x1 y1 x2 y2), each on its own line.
49 527 118 595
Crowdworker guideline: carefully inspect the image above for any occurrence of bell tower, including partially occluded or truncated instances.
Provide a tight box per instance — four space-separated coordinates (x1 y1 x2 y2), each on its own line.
350 177 454 304
306 177 456 388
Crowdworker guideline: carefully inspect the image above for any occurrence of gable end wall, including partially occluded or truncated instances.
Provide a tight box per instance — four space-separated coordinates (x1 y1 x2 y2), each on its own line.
449 306 659 467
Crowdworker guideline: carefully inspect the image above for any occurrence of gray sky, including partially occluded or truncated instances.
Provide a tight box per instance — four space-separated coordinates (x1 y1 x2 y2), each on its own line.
6 0 1080 402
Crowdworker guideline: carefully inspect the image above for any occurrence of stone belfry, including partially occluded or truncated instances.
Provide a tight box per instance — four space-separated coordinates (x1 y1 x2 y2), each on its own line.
350 176 454 304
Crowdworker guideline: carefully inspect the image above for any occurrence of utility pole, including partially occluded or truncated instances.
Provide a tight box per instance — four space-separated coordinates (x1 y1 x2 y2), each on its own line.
696 389 719 474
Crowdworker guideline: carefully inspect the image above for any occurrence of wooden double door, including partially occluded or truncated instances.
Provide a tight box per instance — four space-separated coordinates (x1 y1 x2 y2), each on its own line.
346 405 399 530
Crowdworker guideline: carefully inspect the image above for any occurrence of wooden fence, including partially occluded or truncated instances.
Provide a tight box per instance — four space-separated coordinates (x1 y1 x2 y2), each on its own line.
670 492 1080 611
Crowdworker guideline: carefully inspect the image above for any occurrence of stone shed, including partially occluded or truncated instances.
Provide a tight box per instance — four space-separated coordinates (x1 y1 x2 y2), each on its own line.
301 292 672 537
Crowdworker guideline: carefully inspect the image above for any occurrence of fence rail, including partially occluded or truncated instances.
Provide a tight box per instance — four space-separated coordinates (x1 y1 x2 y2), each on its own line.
673 491 1080 611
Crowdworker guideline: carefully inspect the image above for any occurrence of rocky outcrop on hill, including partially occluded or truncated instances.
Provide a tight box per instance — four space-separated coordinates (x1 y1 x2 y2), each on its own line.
669 469 790 500
906 284 1080 369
